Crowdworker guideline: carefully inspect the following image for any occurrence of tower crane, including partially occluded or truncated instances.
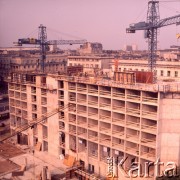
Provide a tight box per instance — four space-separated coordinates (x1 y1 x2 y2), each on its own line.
15 24 87 73
126 0 180 82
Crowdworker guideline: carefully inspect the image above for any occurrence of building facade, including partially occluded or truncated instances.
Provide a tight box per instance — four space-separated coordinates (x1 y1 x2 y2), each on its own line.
68 55 113 74
8 72 180 179
0 53 67 79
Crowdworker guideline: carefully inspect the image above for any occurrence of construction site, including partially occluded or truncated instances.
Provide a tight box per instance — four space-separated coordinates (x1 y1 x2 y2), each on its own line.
1 0 180 180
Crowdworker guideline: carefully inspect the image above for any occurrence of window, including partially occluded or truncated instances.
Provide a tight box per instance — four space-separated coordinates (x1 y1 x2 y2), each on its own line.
160 70 163 76
88 164 94 174
175 71 178 77
167 71 171 77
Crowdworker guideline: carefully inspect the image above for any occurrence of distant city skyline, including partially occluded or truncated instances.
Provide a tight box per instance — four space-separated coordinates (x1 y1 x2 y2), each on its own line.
0 0 180 50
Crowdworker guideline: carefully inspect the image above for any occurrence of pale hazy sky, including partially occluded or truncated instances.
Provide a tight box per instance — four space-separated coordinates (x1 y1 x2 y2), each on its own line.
0 0 180 50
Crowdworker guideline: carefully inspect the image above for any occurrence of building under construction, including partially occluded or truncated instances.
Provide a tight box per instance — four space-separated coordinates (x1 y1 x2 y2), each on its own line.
7 70 180 179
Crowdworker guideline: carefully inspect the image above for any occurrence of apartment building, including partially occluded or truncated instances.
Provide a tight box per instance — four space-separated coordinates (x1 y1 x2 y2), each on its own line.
68 55 113 74
8 72 180 179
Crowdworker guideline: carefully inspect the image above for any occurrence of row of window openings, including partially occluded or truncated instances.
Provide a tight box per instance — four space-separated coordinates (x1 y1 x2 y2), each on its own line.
122 68 178 77
69 63 99 68
161 70 178 77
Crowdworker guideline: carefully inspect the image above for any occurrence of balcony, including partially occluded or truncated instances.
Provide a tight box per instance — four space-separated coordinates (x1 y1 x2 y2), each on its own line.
77 119 87 127
16 110 21 116
88 88 98 95
112 129 124 138
77 99 86 104
140 137 156 148
99 136 111 146
112 91 125 99
10 101 15 107
99 114 111 122
41 100 47 105
126 134 139 143
21 86 26 91
59 95 64 100
141 124 157 134
112 117 125 126
41 90 47 96
127 94 141 102
68 105 76 113
88 100 98 107
142 110 157 120
89 150 98 159
10 109 15 114
99 102 111 109
9 85 14 89
88 112 98 119
59 115 65 121
69 117 76 124
9 93 14 97
142 96 158 104
31 89 36 94
22 113 28 119
126 121 140 129
77 129 87 139
15 94 20 99
141 149 156 161
69 85 76 91
77 86 87 93
99 90 111 97
125 146 139 156
15 86 20 91
88 131 98 142
32 107 37 112
112 104 125 113
32 98 37 103
99 127 111 135
88 123 98 131
112 142 124 151
69 96 76 102
126 108 140 116
59 122 65 130
69 128 76 135
77 109 87 116
16 102 21 108
21 95 27 101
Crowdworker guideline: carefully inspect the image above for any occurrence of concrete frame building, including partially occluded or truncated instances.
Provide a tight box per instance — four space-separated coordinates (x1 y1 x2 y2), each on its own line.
8 72 180 179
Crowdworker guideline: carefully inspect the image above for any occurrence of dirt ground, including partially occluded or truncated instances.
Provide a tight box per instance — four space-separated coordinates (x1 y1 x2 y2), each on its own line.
0 142 24 159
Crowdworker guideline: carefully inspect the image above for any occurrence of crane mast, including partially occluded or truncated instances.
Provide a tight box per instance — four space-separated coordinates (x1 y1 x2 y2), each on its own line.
126 0 180 83
38 24 47 73
147 1 159 82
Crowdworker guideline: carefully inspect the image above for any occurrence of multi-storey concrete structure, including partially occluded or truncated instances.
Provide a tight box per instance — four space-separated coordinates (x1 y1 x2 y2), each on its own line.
8 72 180 179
